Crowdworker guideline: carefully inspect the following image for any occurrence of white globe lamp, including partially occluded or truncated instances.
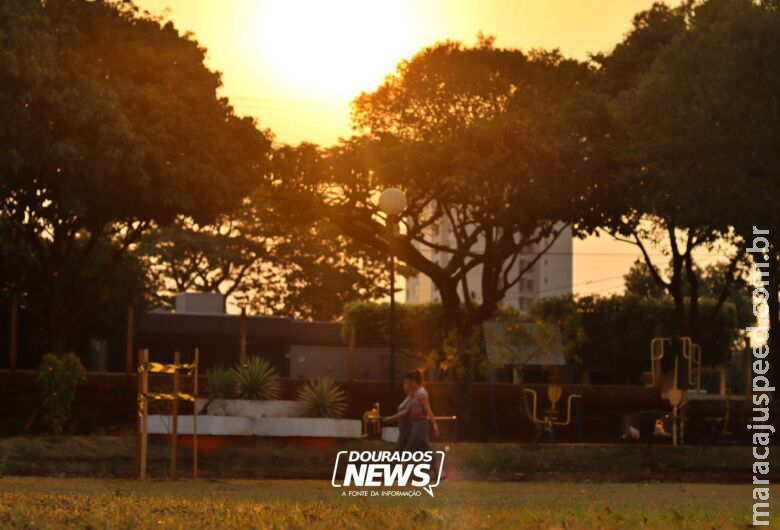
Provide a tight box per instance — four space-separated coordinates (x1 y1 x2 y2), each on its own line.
377 187 407 216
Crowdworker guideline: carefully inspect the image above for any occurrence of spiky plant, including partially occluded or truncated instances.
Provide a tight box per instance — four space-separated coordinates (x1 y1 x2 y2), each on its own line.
296 377 347 418
207 366 237 399
233 357 282 400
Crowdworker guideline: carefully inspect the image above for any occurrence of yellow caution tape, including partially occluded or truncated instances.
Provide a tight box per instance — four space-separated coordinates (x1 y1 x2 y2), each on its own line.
138 392 196 402
138 362 197 374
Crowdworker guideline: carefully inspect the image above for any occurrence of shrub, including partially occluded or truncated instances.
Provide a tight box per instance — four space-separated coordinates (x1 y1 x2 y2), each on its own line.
531 294 739 381
37 353 87 434
233 357 281 400
207 366 237 399
145 383 173 414
296 377 347 418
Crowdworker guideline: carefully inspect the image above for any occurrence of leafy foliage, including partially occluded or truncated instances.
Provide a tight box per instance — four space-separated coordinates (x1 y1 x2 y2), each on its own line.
289 39 616 385
341 302 448 351
137 147 389 321
531 294 739 381
597 0 766 339
206 367 238 399
604 0 780 364
624 259 753 327
0 0 270 352
296 377 347 418
233 357 281 401
37 353 87 434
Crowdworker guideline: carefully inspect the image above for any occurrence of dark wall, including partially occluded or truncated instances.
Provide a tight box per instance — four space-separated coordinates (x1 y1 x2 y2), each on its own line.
2 370 764 443
135 313 295 376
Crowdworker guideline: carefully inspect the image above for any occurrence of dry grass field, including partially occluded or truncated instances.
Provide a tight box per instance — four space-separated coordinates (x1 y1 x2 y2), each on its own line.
0 476 773 529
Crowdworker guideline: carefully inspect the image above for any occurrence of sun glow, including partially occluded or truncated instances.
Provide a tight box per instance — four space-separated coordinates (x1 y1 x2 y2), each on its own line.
255 0 419 103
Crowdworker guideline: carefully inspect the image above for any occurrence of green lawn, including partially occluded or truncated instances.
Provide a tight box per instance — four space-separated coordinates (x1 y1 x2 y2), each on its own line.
0 477 773 529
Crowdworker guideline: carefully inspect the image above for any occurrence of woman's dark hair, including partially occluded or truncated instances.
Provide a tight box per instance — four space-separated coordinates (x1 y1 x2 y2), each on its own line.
404 369 423 385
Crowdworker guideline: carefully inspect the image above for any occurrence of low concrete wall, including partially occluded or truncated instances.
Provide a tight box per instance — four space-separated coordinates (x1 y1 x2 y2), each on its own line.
147 415 362 438
195 399 304 418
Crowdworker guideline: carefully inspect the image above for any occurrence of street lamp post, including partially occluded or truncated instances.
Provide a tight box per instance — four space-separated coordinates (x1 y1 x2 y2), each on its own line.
378 188 407 412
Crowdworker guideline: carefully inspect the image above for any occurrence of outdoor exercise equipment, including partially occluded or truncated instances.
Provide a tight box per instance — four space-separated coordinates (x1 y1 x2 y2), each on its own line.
649 337 702 392
137 348 199 479
649 337 704 445
362 402 381 437
523 385 582 438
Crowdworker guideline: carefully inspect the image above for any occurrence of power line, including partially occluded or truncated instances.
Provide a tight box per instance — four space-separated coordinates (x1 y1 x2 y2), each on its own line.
534 275 624 294
576 283 627 295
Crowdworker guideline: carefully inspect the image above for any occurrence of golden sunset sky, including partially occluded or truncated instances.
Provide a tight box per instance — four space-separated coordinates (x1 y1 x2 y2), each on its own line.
134 0 721 296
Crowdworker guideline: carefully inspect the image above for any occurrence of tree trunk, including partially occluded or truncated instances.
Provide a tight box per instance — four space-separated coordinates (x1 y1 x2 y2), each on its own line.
668 256 687 336
685 253 700 341
439 285 477 437
452 320 475 438
48 281 71 356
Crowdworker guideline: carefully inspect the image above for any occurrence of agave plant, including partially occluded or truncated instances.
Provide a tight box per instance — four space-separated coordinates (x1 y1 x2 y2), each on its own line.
296 377 347 418
206 366 237 399
233 357 282 400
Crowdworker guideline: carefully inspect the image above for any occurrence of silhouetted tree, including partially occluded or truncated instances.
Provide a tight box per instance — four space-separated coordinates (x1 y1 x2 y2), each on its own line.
138 144 389 320
0 0 271 353
609 0 780 366
288 39 617 429
596 1 746 340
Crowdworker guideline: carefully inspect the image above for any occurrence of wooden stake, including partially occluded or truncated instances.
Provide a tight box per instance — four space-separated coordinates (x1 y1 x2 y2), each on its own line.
239 307 247 364
170 350 180 480
193 347 199 479
135 349 142 478
140 349 149 479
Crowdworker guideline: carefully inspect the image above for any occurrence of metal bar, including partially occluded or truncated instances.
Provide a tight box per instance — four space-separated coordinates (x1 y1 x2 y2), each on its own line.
389 253 396 412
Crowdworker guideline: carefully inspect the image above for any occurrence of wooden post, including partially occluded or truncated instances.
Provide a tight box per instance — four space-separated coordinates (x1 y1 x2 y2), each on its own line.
239 307 247 364
9 295 18 377
193 347 199 479
140 349 149 479
347 323 355 382
170 350 180 480
125 305 134 374
135 349 143 478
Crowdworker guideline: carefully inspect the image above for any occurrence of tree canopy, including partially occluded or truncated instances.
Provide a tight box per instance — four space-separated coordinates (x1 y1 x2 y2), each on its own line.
295 38 617 333
0 0 271 352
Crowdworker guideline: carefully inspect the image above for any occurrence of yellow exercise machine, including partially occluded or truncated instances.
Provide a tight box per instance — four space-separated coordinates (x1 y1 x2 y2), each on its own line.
523 384 582 430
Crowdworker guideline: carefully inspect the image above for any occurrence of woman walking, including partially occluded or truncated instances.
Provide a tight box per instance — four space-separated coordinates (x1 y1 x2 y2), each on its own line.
384 369 439 452
383 380 413 451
